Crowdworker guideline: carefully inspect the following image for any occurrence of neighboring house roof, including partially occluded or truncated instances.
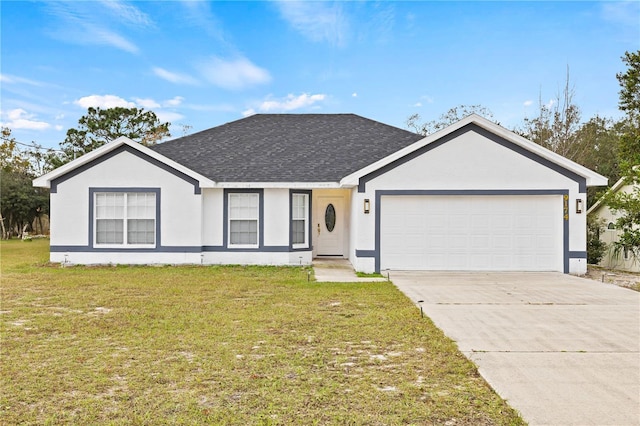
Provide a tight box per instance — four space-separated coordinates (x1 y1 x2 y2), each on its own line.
149 114 425 183
587 175 639 215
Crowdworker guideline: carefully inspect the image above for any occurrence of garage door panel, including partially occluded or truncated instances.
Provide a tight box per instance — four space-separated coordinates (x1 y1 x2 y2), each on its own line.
380 195 562 272
471 235 490 249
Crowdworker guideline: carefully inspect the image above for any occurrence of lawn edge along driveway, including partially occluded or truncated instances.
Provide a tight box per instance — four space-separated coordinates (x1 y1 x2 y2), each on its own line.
391 271 640 426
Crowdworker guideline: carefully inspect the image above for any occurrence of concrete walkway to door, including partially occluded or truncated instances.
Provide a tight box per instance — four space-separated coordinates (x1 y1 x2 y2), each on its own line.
390 271 640 426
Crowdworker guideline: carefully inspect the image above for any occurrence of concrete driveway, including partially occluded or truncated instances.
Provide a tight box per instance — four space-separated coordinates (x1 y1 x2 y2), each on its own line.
391 272 640 426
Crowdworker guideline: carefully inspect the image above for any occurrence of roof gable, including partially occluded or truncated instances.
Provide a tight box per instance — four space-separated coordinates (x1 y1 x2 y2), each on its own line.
33 137 215 190
341 114 608 191
150 114 424 183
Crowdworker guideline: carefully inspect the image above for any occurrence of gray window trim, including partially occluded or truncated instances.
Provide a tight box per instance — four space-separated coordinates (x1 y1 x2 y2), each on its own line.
223 189 264 250
289 190 312 250
89 188 161 249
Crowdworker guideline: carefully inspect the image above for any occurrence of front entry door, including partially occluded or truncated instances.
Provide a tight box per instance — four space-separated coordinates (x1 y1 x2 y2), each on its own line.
315 196 344 256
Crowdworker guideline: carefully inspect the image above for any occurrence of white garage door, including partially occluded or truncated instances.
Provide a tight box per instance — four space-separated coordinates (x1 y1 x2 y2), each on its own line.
380 195 563 271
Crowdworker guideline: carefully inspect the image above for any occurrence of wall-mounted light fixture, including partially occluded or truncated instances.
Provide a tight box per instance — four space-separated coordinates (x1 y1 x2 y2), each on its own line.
364 199 370 214
576 198 583 214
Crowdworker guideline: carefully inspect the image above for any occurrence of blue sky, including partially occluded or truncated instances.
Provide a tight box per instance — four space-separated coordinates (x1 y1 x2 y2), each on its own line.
1 1 639 150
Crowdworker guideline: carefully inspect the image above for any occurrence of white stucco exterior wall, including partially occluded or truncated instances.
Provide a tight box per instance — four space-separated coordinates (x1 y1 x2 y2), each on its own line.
263 188 290 247
50 150 203 264
350 130 589 274
47 148 315 266
202 188 224 246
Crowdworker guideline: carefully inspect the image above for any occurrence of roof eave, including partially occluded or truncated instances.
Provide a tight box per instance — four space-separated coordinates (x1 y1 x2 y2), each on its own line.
341 114 608 189
33 137 216 189
211 181 347 189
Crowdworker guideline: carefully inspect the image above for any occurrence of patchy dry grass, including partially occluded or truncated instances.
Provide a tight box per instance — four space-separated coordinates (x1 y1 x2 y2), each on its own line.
584 265 640 292
0 240 524 425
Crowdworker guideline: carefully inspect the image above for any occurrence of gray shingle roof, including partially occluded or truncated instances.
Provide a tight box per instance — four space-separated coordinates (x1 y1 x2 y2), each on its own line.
150 114 424 182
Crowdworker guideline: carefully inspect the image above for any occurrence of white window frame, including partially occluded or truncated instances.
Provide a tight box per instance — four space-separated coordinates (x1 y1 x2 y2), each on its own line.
93 191 156 248
228 192 260 248
292 193 309 249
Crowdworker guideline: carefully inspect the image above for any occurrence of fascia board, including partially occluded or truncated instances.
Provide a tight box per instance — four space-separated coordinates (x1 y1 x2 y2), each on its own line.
340 115 495 186
33 137 216 188
471 117 608 187
213 182 344 189
341 114 608 188
33 138 128 188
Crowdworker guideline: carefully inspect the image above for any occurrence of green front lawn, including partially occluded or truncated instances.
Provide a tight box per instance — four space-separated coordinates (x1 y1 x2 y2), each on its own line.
0 240 524 425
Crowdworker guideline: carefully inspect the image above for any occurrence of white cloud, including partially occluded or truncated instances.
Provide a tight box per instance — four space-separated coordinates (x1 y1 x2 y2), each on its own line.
249 93 327 114
178 0 226 41
155 111 184 123
99 0 153 27
546 99 557 109
44 2 140 54
352 92 358 97
163 96 185 107
601 1 640 28
1 109 50 130
523 100 533 107
93 28 139 53
242 108 256 117
0 74 46 86
134 98 161 109
276 1 348 47
55 125 64 131
413 102 422 107
152 67 198 85
198 56 271 90
74 95 136 109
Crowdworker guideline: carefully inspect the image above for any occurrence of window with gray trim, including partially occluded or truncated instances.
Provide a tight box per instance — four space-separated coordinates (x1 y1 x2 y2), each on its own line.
95 192 156 246
228 193 259 246
292 193 309 247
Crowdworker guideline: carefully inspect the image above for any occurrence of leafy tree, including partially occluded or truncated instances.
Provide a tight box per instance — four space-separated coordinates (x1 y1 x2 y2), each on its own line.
57 107 170 164
616 50 640 174
0 128 49 238
586 215 608 264
603 51 640 263
406 104 494 135
1 127 32 174
572 116 622 207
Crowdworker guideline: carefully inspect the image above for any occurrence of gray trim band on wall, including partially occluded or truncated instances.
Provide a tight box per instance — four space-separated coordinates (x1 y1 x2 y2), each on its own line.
50 245 299 253
373 189 570 274
358 124 587 193
569 251 587 258
51 145 202 194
